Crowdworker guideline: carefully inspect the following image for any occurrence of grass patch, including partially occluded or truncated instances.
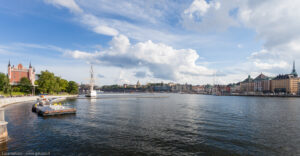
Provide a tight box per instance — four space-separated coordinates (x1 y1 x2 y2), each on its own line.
0 91 76 97
0 91 28 97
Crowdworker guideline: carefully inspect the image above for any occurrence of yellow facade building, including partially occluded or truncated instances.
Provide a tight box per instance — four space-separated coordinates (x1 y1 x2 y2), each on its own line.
270 61 299 94
271 75 300 94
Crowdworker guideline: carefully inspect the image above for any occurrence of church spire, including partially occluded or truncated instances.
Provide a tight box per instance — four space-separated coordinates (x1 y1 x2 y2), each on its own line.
8 59 10 67
291 60 298 77
293 60 295 71
29 61 32 68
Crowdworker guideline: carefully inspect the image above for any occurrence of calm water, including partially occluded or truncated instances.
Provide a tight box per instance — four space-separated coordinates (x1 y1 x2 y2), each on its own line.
1 93 300 155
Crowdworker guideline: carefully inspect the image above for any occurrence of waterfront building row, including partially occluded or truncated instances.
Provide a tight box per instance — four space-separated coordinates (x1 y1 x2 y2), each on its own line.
229 61 300 95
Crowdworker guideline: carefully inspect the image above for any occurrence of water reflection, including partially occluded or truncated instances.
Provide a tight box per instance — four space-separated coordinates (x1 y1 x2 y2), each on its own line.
2 94 300 155
41 114 76 120
0 142 7 152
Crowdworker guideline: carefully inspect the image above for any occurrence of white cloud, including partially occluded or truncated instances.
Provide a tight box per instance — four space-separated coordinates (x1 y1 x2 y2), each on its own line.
76 0 165 24
65 50 94 59
237 0 300 70
109 35 130 54
92 25 118 36
45 0 119 36
253 61 289 70
79 13 119 36
238 0 300 48
184 0 220 17
44 0 83 13
65 34 215 83
181 0 300 75
182 0 238 31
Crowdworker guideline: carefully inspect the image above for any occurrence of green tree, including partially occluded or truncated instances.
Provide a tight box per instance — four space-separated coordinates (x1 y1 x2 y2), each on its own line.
37 70 56 94
59 78 68 92
67 81 79 94
0 73 11 95
19 77 32 94
54 76 61 94
12 86 21 92
0 73 6 91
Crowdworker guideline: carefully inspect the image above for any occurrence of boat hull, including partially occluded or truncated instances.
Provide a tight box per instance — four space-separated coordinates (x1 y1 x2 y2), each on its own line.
85 90 97 97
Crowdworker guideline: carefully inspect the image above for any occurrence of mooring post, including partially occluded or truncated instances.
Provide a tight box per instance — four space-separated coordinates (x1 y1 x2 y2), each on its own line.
0 109 8 143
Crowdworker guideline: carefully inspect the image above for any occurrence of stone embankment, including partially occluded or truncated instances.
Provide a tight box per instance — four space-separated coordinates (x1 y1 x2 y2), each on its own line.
0 95 77 108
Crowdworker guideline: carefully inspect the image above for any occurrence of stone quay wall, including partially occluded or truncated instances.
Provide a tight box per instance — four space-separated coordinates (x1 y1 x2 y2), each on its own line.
0 95 77 108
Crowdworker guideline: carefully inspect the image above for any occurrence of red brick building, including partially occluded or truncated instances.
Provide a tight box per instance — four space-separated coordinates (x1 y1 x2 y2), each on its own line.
8 61 35 85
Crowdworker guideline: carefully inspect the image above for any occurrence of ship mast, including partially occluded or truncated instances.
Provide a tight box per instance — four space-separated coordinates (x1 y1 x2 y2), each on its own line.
90 64 95 92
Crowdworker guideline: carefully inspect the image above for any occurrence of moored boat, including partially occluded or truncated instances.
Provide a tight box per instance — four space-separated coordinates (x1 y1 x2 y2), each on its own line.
32 96 76 116
36 104 76 116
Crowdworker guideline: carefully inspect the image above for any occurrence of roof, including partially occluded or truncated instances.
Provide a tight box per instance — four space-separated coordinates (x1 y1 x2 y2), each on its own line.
273 74 296 80
254 73 270 81
242 75 254 83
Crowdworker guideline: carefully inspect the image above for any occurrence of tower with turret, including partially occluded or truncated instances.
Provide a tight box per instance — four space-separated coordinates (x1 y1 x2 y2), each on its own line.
28 62 35 85
7 60 11 80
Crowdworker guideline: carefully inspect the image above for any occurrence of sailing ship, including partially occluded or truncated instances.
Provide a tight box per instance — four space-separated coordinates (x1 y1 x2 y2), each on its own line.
86 65 97 97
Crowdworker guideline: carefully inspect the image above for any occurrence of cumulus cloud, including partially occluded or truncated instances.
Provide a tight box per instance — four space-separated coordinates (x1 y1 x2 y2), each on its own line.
182 0 300 74
238 0 300 48
184 0 220 17
65 34 215 82
238 0 300 73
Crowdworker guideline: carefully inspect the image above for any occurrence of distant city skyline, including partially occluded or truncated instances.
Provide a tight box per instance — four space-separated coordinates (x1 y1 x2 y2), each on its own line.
0 0 299 85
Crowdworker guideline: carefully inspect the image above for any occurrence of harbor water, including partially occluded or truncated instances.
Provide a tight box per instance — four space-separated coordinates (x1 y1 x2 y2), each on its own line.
1 93 300 155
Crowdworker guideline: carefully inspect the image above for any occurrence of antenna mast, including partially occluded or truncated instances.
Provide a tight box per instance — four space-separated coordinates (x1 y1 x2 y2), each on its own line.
90 64 95 91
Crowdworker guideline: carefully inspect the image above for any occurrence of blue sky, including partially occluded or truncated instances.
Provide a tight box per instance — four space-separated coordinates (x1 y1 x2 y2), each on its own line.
0 0 299 85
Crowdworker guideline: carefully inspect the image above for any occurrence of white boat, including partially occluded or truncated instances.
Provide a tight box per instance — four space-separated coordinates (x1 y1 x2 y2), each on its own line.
86 64 97 97
86 90 97 97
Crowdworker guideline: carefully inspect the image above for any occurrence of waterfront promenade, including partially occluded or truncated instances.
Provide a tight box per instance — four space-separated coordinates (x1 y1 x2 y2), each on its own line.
0 95 77 108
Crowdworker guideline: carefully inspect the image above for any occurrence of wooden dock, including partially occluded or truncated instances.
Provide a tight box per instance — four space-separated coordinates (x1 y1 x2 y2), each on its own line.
37 108 76 116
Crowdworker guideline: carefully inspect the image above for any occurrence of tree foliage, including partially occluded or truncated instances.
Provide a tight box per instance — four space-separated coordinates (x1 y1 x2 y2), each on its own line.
36 70 78 94
0 73 11 94
0 73 6 91
59 78 68 92
19 77 32 93
37 70 56 94
0 70 78 95
67 81 79 94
